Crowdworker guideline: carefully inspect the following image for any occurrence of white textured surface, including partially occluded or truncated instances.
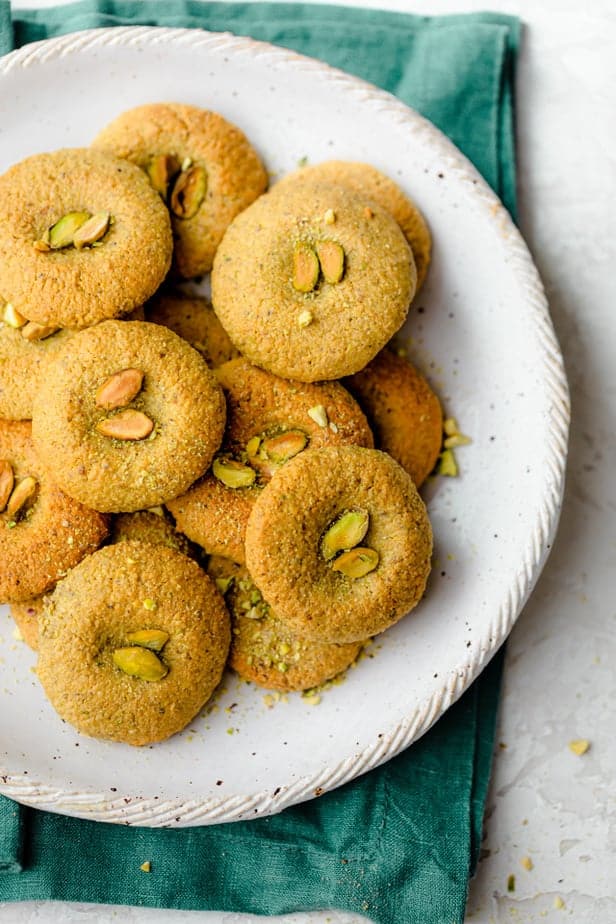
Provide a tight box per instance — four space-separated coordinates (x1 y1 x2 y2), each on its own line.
2 0 614 922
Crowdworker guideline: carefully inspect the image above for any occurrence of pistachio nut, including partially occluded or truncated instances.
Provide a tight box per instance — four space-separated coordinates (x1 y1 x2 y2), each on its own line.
169 165 207 219
95 368 144 410
96 409 154 441
126 629 170 652
261 429 308 464
47 212 91 249
112 646 168 681
307 405 328 428
212 456 256 489
146 153 180 198
331 546 379 579
6 475 37 519
292 243 319 293
21 322 59 342
245 436 262 458
0 459 14 512
73 211 110 250
2 303 27 329
316 241 345 284
321 508 369 561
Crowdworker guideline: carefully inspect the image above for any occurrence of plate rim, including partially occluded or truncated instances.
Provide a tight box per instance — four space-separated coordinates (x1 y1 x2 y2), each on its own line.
0 24 570 827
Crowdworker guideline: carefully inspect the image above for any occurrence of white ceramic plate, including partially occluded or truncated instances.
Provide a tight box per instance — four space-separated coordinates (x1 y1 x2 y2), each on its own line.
0 27 569 827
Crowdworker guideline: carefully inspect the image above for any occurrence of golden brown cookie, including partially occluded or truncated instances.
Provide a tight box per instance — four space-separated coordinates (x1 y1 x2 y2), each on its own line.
166 358 373 563
93 103 268 278
32 320 226 513
208 556 362 692
245 446 432 643
145 292 239 368
0 420 109 603
10 594 46 650
273 161 431 291
211 182 415 381
345 348 443 487
110 510 198 560
37 540 231 746
0 149 172 328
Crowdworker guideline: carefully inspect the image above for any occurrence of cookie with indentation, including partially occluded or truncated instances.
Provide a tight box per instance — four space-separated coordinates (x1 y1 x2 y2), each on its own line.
245 445 432 643
37 540 231 746
93 103 268 278
273 161 431 291
0 420 109 603
0 149 172 329
345 348 442 487
145 292 239 368
32 320 226 513
208 556 362 692
166 357 373 563
211 182 415 381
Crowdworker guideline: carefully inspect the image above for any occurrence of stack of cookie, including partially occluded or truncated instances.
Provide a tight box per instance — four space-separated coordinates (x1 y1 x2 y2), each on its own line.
0 102 444 747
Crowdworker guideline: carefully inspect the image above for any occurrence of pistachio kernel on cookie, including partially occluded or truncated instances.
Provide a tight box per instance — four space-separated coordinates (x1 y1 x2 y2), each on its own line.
96 409 154 441
0 459 15 511
212 456 256 489
315 241 345 284
331 547 379 579
2 302 27 329
125 629 169 651
112 646 168 682
20 322 59 342
46 211 91 249
170 165 207 219
321 508 369 561
6 476 37 520
95 368 144 410
73 211 111 249
146 153 181 199
292 243 320 293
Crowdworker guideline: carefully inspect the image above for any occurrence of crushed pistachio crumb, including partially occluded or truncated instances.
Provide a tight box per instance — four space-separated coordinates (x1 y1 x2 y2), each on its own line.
507 874 515 892
569 738 590 755
520 856 533 871
308 405 328 428
297 309 313 328
140 861 151 873
181 156 193 171
12 627 23 642
215 576 233 594
329 421 338 434
323 208 336 225
5 520 17 529
554 896 565 909
443 417 459 436
438 449 458 477
142 598 157 611
297 155 308 167
443 433 471 449
226 727 235 735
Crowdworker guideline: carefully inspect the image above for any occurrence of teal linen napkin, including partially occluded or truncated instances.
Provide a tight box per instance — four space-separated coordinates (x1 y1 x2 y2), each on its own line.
0 4 518 921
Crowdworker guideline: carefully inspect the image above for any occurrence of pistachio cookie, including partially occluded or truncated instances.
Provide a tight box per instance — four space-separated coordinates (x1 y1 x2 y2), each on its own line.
245 446 432 643
273 161 431 291
146 292 239 368
345 349 443 487
0 420 109 603
0 149 172 329
93 103 268 278
37 541 231 746
211 182 415 381
32 320 226 513
208 556 362 692
167 358 373 563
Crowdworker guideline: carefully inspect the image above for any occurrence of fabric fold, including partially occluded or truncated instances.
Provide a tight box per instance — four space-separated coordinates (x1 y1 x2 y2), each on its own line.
0 4 517 920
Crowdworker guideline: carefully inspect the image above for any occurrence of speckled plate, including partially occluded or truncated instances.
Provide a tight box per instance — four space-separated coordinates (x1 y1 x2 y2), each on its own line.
0 27 569 827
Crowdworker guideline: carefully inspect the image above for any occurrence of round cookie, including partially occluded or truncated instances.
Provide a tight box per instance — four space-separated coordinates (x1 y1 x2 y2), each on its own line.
0 149 172 328
145 292 239 368
32 320 226 513
10 594 47 651
345 348 443 487
273 160 431 291
245 446 432 643
93 103 268 278
208 556 362 692
0 420 109 603
110 510 198 560
167 358 373 563
37 541 231 746
211 182 415 381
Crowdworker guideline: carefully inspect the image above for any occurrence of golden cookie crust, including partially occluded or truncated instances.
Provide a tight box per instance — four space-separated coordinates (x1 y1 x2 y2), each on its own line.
167 358 373 564
245 446 432 643
273 161 431 291
31 320 226 513
93 103 268 278
0 421 109 603
37 541 231 746
0 149 172 328
211 182 415 381
10 594 46 651
345 349 443 487
145 292 240 368
208 557 362 692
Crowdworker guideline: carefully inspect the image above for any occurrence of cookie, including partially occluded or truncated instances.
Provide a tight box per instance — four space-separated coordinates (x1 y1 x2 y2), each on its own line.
211 181 415 381
208 556 362 691
10 594 46 651
0 420 109 603
345 349 443 487
32 320 226 513
110 510 197 559
93 103 268 278
145 292 239 368
37 541 231 746
273 160 431 291
167 358 373 563
0 149 172 329
245 446 432 643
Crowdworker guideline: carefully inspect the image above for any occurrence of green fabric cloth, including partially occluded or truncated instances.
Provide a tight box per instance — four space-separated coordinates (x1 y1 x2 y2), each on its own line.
0 4 518 920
